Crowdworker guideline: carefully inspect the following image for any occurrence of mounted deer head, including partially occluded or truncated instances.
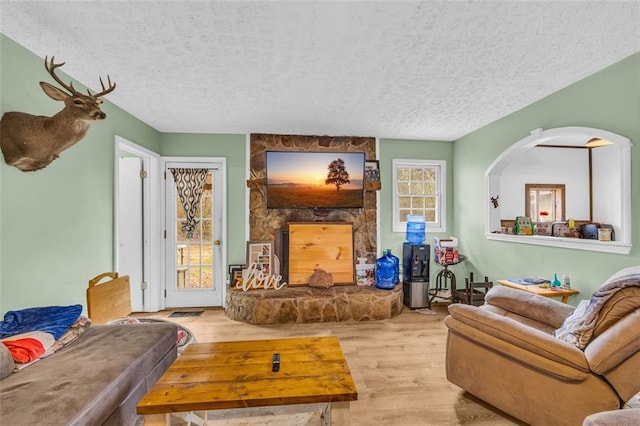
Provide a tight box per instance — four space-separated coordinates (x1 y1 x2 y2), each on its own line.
0 56 116 172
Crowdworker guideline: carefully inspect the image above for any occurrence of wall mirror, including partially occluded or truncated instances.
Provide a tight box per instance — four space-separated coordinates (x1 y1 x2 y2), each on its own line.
485 127 631 254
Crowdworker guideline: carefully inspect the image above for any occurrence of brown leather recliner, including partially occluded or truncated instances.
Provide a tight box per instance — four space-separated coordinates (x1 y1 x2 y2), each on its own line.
444 279 640 426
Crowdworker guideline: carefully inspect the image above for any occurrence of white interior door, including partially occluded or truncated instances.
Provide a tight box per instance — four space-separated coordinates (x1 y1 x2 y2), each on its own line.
117 156 144 311
115 136 162 313
164 160 225 308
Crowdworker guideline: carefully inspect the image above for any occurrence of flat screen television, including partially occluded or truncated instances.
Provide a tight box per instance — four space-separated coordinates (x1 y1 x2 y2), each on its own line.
265 151 365 209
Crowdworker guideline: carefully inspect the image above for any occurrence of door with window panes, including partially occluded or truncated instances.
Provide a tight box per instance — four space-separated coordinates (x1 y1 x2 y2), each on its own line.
165 162 223 308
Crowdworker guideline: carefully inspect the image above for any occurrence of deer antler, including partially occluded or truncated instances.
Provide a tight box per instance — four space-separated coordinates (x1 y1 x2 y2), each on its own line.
44 56 78 95
92 74 116 98
44 55 116 99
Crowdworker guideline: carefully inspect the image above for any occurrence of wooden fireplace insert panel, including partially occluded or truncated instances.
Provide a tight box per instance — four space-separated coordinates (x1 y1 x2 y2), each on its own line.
288 223 355 286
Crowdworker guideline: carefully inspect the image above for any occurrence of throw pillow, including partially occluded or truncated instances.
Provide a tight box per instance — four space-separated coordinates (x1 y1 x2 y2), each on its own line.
0 343 15 379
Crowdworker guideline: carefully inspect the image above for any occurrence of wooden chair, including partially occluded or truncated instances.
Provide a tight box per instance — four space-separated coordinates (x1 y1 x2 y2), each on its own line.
86 272 132 324
453 272 492 306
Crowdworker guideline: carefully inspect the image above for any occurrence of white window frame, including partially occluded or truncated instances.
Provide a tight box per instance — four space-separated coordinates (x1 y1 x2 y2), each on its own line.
392 159 446 233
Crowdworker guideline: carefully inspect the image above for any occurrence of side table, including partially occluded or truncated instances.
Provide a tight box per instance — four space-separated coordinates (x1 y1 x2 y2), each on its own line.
429 254 467 305
497 279 579 303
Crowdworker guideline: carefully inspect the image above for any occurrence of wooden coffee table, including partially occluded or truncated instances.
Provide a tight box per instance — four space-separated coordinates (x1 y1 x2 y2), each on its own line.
137 336 358 425
498 279 579 303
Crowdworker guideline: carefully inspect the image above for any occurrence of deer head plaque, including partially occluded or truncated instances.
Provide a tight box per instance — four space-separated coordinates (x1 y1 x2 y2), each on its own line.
0 56 116 172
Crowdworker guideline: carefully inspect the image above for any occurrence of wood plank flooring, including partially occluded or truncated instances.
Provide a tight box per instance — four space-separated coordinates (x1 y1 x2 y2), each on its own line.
138 304 525 425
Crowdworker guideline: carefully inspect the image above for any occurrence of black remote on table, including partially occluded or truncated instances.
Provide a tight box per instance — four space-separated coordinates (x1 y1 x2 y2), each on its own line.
272 353 280 372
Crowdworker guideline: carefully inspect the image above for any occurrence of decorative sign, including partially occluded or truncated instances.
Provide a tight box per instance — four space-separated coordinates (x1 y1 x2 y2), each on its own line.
235 262 287 291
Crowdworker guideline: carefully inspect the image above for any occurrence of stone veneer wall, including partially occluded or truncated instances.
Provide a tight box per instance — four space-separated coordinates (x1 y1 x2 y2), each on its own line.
249 134 377 265
226 285 403 325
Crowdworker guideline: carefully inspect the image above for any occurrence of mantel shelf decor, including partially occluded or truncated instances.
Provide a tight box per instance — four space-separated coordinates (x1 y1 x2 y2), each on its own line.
246 169 266 189
364 181 381 191
246 178 265 189
364 160 381 191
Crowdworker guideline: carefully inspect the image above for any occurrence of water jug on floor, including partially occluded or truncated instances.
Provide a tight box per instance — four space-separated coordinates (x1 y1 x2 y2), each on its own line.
386 249 400 285
406 215 426 244
375 251 395 289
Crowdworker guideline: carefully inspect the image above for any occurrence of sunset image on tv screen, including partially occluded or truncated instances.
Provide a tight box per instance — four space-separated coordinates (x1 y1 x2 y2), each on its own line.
266 151 365 209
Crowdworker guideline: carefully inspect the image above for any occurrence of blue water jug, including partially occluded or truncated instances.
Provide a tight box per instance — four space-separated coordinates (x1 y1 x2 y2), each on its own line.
406 215 426 244
386 249 400 285
375 251 395 289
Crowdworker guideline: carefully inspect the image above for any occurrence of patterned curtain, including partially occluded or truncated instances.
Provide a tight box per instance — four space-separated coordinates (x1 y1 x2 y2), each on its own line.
170 168 209 239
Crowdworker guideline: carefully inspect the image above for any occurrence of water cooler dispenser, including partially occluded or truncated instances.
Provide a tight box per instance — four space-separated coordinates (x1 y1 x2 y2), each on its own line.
402 242 430 308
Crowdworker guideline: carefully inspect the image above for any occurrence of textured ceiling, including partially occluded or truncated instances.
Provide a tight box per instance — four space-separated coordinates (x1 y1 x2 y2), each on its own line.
1 1 639 141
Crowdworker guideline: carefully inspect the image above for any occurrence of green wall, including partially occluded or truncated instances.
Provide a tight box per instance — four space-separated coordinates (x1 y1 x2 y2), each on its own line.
454 53 640 300
378 139 455 283
0 35 161 312
159 133 247 266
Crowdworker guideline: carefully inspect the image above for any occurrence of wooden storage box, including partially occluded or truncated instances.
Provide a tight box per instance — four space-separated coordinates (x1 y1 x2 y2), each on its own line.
288 223 355 286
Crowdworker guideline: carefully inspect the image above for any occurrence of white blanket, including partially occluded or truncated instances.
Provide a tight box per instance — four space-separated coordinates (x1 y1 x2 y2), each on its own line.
554 266 640 349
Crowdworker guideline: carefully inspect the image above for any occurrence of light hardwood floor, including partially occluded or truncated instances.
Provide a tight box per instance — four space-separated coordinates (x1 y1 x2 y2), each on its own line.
139 303 525 426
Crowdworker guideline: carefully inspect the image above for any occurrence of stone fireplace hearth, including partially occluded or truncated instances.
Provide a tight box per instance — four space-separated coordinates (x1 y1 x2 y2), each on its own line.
225 285 403 325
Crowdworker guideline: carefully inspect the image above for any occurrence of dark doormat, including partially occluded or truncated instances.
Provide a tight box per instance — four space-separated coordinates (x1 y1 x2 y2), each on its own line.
169 311 204 318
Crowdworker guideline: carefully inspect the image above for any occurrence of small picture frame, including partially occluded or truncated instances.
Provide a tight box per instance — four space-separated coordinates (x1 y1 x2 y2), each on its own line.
365 160 380 182
228 264 245 287
364 160 381 190
245 240 273 275
232 269 244 287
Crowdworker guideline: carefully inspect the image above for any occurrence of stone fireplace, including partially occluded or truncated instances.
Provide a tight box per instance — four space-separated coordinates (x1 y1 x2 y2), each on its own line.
248 133 377 262
224 134 403 325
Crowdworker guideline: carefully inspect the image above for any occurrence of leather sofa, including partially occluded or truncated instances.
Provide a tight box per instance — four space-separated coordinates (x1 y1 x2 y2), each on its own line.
444 281 640 426
0 322 177 425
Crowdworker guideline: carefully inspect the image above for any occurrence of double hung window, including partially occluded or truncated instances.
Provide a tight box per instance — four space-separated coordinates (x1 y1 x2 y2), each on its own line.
392 159 446 233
